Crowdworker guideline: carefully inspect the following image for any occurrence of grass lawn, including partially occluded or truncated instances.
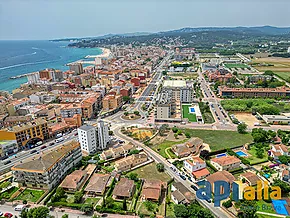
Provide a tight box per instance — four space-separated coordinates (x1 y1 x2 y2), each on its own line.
166 203 176 218
182 105 197 122
275 72 290 81
151 140 186 159
256 200 275 214
247 146 268 165
15 189 44 202
85 197 100 206
0 187 19 199
128 163 171 182
224 63 249 69
182 129 253 151
137 201 159 216
66 194 75 203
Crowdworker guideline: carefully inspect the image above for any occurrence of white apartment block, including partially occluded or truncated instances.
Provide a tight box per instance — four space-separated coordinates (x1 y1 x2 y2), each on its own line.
78 120 109 154
184 157 206 173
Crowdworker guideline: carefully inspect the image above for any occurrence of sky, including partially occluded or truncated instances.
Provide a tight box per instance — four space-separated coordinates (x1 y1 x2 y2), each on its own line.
0 0 290 40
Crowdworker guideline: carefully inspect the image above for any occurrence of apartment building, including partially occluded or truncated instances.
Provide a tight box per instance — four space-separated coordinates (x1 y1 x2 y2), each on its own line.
0 118 49 147
69 63 84 75
12 140 82 190
60 104 82 118
102 94 122 111
163 80 195 103
219 86 290 98
78 120 109 154
210 155 241 171
6 98 30 116
0 140 18 158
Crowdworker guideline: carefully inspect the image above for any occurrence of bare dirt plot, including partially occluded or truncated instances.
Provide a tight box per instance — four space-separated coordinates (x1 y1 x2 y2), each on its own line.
233 112 259 127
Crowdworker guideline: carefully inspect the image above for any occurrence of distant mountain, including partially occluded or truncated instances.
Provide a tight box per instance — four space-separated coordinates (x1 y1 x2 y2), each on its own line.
161 26 290 35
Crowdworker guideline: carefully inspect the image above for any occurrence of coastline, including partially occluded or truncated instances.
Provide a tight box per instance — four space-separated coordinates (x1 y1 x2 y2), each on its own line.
85 47 111 59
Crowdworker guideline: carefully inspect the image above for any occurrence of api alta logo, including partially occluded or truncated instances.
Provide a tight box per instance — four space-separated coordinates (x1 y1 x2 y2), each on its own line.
196 180 281 207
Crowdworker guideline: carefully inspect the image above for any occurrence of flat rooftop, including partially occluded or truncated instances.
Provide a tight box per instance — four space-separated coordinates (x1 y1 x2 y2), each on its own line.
163 80 186 88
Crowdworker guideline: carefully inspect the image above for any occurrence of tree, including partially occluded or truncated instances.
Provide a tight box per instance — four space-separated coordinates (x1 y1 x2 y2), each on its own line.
127 172 138 181
256 149 264 158
123 96 130 102
272 179 290 194
62 215 69 218
237 123 247 134
200 150 210 159
81 204 93 214
106 196 114 208
123 198 127 211
172 127 178 133
185 132 191 138
134 111 140 116
238 200 258 218
23 200 27 204
278 155 290 164
144 200 155 212
156 163 165 172
124 111 129 116
174 204 188 218
177 130 183 135
74 191 83 203
222 199 233 208
27 206 50 218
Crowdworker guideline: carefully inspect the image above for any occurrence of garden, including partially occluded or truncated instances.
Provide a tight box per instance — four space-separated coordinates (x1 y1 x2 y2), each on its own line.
246 143 269 165
122 111 141 120
224 63 250 69
182 104 197 122
15 189 45 203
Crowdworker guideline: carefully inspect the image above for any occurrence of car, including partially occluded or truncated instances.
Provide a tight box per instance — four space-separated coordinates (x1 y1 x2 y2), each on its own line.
3 160 11 165
74 133 78 136
179 175 186 180
191 185 198 191
0 212 3 216
49 142 55 146
4 212 13 218
40 145 47 149
30 150 37 154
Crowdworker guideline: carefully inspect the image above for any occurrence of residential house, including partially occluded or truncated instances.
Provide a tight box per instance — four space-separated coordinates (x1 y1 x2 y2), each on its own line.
206 171 235 193
239 172 261 186
269 144 289 160
172 137 203 158
141 179 163 202
184 156 210 180
100 143 135 160
60 170 88 191
84 173 112 196
210 155 241 171
112 178 135 199
114 153 148 172
171 182 195 205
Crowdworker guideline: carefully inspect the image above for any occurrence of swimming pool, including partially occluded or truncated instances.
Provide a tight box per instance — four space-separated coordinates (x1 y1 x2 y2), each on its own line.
272 200 289 216
235 151 248 157
189 107 195 113
216 153 227 158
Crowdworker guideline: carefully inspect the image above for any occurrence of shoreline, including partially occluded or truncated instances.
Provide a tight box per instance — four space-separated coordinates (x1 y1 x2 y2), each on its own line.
85 47 111 59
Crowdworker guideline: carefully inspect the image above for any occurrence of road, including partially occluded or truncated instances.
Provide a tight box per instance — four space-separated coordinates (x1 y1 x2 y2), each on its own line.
0 131 77 174
197 68 232 126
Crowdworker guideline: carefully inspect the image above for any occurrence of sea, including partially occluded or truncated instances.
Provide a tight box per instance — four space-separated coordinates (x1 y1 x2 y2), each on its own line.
0 40 102 92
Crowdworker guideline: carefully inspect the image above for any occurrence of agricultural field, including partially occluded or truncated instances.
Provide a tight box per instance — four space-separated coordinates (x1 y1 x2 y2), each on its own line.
274 71 290 82
250 57 290 72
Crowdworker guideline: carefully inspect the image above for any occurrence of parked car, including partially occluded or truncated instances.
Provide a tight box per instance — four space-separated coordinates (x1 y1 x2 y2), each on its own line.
30 150 37 154
3 160 11 165
179 175 186 180
0 211 3 216
49 142 55 146
40 145 47 149
4 212 13 218
191 185 198 191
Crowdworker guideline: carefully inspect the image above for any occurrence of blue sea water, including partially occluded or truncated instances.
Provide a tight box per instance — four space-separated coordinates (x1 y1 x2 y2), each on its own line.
0 40 102 92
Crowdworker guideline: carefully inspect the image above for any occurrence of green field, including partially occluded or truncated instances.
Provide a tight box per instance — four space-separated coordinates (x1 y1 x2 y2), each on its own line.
128 162 171 182
224 63 249 69
274 71 290 81
151 140 187 159
182 104 197 122
182 129 253 151
15 189 44 202
246 146 269 165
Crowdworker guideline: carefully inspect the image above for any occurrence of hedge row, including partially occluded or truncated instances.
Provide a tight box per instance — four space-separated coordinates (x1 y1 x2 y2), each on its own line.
47 201 82 210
